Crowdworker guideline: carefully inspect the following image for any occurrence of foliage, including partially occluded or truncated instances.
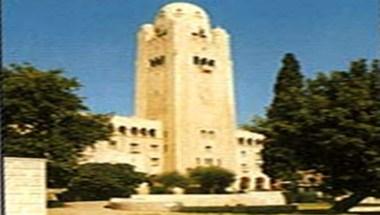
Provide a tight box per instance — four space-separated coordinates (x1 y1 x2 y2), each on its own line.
2 63 112 188
63 163 146 201
188 166 235 194
253 55 380 212
153 171 190 191
260 53 306 181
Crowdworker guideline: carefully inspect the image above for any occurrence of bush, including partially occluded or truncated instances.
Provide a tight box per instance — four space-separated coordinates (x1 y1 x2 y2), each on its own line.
150 185 170 194
62 163 146 201
154 171 189 191
188 166 235 194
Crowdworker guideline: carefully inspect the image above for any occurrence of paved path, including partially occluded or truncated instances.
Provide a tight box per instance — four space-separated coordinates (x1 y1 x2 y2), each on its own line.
48 201 173 215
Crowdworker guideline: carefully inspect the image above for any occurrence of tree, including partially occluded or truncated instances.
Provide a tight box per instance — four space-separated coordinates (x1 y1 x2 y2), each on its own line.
300 59 380 213
63 163 146 201
2 63 112 188
188 166 235 194
256 57 380 213
261 53 305 180
153 171 189 192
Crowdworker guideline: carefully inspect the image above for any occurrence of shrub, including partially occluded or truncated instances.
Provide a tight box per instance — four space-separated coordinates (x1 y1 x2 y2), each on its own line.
62 163 146 201
188 166 235 194
150 185 170 194
154 171 189 190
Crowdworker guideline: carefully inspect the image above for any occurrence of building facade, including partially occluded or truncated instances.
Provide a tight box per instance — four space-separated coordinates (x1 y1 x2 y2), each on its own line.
83 2 269 191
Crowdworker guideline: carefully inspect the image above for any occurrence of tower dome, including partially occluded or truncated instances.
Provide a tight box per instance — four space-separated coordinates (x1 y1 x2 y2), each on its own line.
155 2 210 22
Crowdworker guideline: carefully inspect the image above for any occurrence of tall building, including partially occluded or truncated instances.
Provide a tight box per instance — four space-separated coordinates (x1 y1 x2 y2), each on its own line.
83 2 269 191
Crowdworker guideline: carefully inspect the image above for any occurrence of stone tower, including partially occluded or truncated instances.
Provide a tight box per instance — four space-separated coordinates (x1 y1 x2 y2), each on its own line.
135 2 237 173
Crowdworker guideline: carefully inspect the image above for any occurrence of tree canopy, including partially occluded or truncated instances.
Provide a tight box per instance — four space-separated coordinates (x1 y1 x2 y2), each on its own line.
189 166 235 194
253 55 380 212
63 163 146 201
2 63 112 187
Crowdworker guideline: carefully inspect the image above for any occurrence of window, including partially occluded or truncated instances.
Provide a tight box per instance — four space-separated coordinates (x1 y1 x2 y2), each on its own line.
205 158 213 166
150 158 160 167
241 150 247 157
131 127 138 136
196 157 201 166
140 128 147 136
205 145 212 152
150 144 159 152
149 56 165 67
149 129 156 137
193 56 200 64
247 138 253 145
130 143 139 154
109 140 117 149
208 60 215 66
200 58 207 65
238 137 244 145
118 126 126 135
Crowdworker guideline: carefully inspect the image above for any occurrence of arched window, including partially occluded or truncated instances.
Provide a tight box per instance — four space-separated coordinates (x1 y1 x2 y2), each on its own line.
238 137 244 145
208 59 215 66
201 58 207 65
247 138 253 145
149 129 156 137
255 177 266 191
239 177 251 191
118 126 126 135
140 128 147 136
131 127 138 136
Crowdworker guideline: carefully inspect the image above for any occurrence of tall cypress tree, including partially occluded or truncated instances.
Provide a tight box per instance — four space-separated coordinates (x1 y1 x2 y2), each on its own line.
267 53 304 121
262 53 305 180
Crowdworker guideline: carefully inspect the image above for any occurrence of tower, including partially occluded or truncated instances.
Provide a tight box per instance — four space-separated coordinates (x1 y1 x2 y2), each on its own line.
135 3 237 173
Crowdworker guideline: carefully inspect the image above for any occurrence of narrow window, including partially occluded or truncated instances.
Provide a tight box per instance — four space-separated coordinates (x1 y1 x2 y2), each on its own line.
149 59 155 67
208 60 215 67
238 137 244 145
109 140 117 149
196 157 201 166
140 128 147 136
149 129 156 137
205 145 212 152
150 144 159 151
201 58 207 65
151 158 160 167
193 56 200 65
118 126 126 135
217 159 222 166
131 127 138 136
247 138 253 145
205 158 213 166
130 143 139 154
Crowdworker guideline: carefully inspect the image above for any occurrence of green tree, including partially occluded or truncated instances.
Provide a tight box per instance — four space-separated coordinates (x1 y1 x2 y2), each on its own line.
2 63 112 188
188 166 235 194
154 171 189 191
261 53 305 180
63 163 146 201
256 57 380 212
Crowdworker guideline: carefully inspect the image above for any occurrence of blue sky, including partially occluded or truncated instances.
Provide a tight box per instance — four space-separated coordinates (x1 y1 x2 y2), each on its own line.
5 0 378 124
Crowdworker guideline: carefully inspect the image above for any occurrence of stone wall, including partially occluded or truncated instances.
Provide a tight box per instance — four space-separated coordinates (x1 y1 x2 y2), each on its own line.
4 157 46 215
109 192 286 211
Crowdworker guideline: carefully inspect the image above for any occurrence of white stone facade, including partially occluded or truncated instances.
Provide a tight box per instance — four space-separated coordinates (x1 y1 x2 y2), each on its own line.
84 2 270 190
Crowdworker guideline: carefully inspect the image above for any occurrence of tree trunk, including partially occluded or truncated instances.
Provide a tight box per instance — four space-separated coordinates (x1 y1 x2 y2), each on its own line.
328 192 368 214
